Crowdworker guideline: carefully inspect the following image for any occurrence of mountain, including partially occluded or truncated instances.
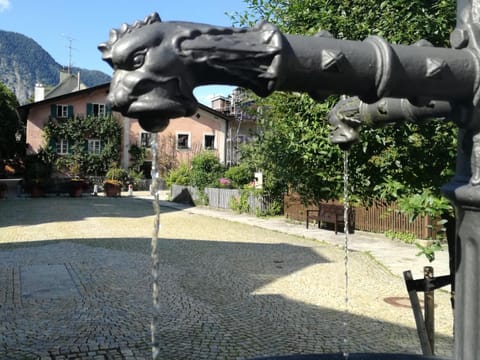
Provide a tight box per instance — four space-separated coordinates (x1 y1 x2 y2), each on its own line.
0 30 111 104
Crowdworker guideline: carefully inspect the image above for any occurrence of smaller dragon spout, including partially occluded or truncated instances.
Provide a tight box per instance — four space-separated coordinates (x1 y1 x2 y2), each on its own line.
328 96 453 150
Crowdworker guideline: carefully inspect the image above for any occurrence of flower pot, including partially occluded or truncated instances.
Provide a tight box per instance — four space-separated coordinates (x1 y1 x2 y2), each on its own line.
104 182 122 197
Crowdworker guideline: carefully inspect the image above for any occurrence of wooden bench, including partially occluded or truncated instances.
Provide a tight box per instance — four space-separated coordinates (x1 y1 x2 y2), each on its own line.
306 204 355 234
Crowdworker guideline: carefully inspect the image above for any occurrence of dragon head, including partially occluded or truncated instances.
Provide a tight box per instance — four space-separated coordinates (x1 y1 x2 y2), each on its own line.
98 13 198 132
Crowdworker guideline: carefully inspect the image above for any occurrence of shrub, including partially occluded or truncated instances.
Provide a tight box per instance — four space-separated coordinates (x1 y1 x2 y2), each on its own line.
224 163 253 188
190 152 224 190
166 162 191 187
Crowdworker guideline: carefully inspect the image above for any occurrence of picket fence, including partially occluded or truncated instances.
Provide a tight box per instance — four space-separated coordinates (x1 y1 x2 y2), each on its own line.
171 185 273 214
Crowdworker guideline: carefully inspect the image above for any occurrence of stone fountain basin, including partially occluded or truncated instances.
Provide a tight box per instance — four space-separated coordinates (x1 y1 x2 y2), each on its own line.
252 354 446 360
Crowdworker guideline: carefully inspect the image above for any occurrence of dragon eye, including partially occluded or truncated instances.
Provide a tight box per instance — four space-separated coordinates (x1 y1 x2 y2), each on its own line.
131 50 147 69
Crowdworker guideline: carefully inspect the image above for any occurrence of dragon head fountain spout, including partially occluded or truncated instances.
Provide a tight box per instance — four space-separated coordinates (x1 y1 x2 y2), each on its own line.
98 12 197 132
98 12 282 132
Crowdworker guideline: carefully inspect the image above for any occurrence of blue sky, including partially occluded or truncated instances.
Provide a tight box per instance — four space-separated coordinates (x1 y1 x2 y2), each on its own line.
0 0 250 105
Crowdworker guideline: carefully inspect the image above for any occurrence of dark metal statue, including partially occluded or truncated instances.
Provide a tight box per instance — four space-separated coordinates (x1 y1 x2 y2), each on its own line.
99 1 480 358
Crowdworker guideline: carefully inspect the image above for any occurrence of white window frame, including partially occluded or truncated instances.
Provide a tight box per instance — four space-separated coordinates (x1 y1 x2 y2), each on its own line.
56 104 68 118
203 133 216 150
92 103 106 117
176 132 191 150
88 139 101 154
56 139 69 155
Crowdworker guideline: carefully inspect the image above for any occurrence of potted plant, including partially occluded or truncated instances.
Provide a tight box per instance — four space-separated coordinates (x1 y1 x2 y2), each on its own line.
104 164 127 197
66 160 89 197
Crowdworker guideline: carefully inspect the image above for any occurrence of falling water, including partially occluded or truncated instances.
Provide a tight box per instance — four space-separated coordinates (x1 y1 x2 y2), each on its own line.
150 135 162 360
343 149 350 359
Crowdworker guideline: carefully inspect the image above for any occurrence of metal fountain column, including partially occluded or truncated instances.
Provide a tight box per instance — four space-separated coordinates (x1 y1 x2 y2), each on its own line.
100 1 480 358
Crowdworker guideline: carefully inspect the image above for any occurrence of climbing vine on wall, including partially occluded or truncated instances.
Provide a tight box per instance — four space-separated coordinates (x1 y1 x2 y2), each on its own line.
43 115 122 176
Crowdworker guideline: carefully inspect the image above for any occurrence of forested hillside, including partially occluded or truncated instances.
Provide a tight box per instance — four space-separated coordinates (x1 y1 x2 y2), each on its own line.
0 30 110 104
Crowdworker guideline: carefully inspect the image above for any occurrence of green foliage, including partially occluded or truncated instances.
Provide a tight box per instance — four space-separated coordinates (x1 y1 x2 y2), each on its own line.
128 169 144 187
190 151 225 191
105 165 128 182
230 190 251 213
416 240 443 262
397 189 453 221
128 144 146 173
234 0 455 46
239 93 343 205
0 82 22 160
166 162 191 187
384 230 417 244
224 163 254 188
43 114 122 176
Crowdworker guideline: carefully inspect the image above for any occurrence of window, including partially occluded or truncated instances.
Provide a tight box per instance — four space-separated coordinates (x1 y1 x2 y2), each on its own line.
56 105 69 118
140 132 151 148
88 139 101 154
56 139 69 155
92 103 106 116
176 133 190 150
204 134 215 150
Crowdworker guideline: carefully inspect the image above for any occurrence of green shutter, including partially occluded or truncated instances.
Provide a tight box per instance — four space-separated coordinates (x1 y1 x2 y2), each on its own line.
67 105 74 119
86 103 93 116
49 137 57 152
50 104 56 118
105 104 112 116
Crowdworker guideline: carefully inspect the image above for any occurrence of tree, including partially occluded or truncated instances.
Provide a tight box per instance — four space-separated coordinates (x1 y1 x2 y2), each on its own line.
0 82 22 160
233 0 457 210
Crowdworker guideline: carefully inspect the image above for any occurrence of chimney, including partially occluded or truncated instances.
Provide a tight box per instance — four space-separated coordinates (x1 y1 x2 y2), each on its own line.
34 83 45 102
59 68 70 83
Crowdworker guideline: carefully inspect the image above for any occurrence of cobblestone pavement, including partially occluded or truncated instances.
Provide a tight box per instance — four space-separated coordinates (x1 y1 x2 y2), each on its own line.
0 196 454 359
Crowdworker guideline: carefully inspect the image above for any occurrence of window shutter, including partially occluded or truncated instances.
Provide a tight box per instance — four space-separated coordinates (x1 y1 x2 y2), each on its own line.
49 137 57 152
50 104 57 118
86 103 93 116
106 104 112 115
67 105 74 119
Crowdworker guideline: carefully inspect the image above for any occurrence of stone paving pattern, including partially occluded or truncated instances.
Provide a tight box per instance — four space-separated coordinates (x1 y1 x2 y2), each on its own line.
0 195 454 359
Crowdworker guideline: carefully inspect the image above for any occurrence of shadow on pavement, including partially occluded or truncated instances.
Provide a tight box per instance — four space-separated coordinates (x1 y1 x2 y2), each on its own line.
0 236 453 359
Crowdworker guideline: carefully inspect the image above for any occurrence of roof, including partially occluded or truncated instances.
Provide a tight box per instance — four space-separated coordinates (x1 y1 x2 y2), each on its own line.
45 72 87 99
18 82 232 122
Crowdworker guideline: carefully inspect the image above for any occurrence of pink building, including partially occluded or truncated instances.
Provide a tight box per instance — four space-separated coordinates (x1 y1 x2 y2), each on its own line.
18 80 232 175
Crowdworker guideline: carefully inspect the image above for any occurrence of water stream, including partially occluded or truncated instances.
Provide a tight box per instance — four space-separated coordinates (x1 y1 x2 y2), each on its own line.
343 149 350 359
150 135 162 360
147 137 353 359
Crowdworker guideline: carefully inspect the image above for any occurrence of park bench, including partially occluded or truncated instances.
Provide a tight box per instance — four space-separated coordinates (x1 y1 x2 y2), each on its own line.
306 204 355 234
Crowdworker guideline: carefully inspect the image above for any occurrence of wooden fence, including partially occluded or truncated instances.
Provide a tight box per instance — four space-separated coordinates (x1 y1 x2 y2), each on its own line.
205 187 240 209
171 185 274 214
284 192 435 239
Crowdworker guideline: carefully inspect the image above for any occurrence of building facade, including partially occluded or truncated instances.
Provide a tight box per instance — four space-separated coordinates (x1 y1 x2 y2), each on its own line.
18 81 232 176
